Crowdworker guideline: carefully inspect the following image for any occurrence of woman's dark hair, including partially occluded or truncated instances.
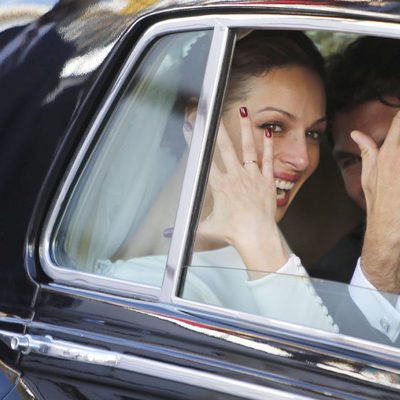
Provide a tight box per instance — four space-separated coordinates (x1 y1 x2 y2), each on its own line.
177 29 325 114
327 36 400 117
224 30 325 109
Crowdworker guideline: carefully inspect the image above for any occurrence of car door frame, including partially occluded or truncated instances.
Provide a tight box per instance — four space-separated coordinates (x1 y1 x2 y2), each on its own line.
40 10 400 353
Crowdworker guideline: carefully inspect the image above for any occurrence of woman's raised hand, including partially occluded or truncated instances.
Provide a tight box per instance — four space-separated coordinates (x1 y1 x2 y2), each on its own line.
197 107 288 276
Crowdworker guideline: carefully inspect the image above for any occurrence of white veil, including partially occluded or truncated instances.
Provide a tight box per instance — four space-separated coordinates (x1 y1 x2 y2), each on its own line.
58 31 210 271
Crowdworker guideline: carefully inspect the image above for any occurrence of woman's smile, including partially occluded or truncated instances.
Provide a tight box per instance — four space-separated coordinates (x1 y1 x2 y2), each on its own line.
274 173 300 207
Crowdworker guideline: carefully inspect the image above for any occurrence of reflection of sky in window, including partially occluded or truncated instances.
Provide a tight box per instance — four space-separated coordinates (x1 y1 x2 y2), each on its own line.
0 1 55 31
60 42 116 78
2 0 57 5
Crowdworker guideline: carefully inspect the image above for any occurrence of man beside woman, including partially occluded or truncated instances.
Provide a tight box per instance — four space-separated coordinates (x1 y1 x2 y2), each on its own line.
311 36 400 343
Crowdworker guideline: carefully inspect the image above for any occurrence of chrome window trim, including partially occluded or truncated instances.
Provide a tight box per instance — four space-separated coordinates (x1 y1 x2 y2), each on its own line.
159 24 235 302
40 13 400 357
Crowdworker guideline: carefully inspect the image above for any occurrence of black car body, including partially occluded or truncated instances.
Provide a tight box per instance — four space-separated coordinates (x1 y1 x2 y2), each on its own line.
1 1 400 399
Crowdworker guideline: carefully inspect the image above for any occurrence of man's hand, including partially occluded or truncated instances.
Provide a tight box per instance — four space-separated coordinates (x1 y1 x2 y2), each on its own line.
351 111 400 293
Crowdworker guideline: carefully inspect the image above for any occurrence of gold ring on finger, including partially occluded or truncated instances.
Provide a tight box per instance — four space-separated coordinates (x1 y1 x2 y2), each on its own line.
242 160 257 166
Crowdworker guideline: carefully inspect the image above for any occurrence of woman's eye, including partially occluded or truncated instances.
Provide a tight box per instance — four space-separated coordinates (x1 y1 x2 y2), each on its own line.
306 130 323 143
260 123 283 134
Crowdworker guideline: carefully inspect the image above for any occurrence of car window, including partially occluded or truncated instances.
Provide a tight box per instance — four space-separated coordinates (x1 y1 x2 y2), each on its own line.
177 29 400 349
50 30 212 287
46 23 400 350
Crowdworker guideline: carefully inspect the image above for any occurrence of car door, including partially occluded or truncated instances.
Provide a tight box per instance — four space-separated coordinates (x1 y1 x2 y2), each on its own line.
2 4 400 400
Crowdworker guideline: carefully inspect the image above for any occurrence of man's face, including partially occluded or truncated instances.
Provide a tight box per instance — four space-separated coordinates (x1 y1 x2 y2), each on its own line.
332 98 400 210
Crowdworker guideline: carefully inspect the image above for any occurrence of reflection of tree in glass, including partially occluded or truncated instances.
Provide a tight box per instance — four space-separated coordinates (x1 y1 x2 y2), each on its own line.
307 31 359 57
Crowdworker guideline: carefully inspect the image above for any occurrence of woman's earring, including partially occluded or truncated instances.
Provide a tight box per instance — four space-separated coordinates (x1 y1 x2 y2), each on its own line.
183 121 193 132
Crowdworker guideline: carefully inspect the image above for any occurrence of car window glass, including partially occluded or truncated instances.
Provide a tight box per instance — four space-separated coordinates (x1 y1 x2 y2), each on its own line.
181 265 400 347
50 30 212 287
178 30 400 349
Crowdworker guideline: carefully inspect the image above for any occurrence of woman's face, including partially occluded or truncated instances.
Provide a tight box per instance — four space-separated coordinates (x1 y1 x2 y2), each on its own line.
222 66 326 222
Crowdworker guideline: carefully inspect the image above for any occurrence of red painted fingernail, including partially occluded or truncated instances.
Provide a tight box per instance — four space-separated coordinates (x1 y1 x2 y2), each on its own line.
265 127 272 138
239 107 248 118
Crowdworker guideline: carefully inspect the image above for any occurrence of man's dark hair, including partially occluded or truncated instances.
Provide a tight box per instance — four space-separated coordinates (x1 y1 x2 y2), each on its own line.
327 36 400 117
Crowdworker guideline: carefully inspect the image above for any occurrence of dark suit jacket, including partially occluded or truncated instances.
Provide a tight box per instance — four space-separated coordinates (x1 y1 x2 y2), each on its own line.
310 221 365 283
